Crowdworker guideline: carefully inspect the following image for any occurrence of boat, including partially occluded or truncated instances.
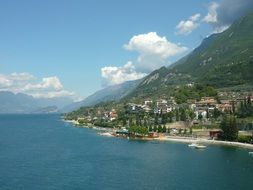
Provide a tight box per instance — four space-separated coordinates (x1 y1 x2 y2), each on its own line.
98 132 113 137
188 143 198 147
194 145 207 149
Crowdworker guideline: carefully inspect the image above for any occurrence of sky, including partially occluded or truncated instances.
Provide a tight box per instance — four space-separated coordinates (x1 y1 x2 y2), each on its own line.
0 0 253 100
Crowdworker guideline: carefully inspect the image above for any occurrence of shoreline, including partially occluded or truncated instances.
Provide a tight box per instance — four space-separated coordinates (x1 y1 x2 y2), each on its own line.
156 136 253 150
64 119 253 150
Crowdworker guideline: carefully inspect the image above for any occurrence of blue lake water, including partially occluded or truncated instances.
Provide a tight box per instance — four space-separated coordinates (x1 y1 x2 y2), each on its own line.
0 114 253 190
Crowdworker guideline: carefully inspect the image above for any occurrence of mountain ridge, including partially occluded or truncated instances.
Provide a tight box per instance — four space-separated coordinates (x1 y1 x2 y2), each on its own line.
0 91 73 114
172 12 253 87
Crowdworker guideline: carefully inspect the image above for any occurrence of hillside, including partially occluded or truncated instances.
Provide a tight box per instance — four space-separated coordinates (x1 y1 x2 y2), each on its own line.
172 12 253 87
123 67 193 101
117 12 253 102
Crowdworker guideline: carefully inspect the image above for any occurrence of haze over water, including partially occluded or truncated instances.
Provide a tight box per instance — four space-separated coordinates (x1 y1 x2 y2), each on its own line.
0 114 252 190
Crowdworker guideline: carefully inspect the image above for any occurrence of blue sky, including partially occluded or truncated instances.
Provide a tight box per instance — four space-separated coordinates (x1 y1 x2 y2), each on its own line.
0 0 252 100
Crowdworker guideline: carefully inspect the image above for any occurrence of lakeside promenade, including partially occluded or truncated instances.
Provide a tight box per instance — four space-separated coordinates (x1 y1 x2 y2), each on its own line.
66 119 253 150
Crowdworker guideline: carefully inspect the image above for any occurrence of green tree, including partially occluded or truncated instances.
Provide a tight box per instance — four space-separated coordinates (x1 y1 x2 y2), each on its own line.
206 109 209 119
158 125 163 133
161 113 168 124
129 117 133 126
220 115 238 141
237 96 253 118
144 118 148 127
153 125 157 132
229 116 238 141
162 125 167 133
168 112 173 123
247 96 252 106
154 114 159 125
129 125 148 137
198 113 203 120
188 110 195 120
189 128 193 134
231 101 235 114
167 128 171 134
180 108 187 121
213 108 221 119
148 125 153 132
176 109 179 121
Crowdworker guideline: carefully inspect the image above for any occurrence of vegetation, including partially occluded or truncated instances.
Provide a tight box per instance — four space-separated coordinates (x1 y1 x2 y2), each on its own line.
128 125 148 136
173 12 253 88
237 96 253 118
220 115 238 141
238 134 252 144
174 84 217 104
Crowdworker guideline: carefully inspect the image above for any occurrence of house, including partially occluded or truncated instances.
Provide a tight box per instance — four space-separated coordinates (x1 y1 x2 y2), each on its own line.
216 103 232 113
144 100 153 106
194 110 207 119
156 99 170 114
109 109 118 121
142 105 152 113
196 97 217 108
157 99 167 106
210 130 222 139
128 103 143 113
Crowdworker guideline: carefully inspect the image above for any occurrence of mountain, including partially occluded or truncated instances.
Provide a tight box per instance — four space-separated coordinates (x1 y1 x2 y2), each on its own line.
172 12 253 87
0 91 39 113
60 79 141 112
37 97 73 110
0 91 73 114
119 12 253 102
122 66 193 101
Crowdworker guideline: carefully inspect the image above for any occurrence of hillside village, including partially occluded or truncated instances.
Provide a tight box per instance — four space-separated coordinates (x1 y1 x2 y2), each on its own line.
65 88 253 143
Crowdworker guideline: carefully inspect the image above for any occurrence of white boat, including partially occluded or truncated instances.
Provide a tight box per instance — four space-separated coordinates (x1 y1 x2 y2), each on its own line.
98 132 113 137
194 145 206 149
188 143 198 147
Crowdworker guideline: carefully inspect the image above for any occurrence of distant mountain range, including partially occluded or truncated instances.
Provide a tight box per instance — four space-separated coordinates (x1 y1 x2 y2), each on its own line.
0 91 73 114
0 80 141 114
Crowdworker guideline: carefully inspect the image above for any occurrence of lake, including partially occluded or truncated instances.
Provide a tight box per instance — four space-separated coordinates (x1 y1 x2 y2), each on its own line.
0 114 252 190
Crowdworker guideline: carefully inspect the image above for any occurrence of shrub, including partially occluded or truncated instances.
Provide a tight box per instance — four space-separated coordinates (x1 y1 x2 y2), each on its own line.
238 135 252 144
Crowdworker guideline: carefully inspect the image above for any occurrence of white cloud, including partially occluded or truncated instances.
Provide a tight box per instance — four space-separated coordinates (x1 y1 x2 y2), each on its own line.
190 14 201 22
213 25 230 33
124 32 187 59
10 72 35 81
124 32 188 72
101 32 188 86
31 90 75 99
0 72 74 99
176 13 201 35
101 62 146 86
0 75 12 87
24 76 63 91
203 0 253 33
203 2 219 23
